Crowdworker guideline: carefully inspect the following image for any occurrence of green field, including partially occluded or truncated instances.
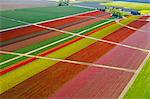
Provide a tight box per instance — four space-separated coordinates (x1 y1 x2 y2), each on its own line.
0 6 93 30
125 58 150 99
0 17 27 30
103 1 150 14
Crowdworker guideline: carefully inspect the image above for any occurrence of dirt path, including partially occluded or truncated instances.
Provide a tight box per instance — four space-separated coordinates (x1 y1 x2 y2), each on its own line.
1 15 110 52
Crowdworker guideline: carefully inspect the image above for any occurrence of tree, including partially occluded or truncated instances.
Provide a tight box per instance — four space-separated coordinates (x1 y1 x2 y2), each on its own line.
58 0 69 6
107 8 123 18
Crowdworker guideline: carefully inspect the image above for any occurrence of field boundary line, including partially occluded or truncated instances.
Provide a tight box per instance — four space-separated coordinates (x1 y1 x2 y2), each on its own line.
36 25 149 52
1 16 149 67
0 18 113 66
35 25 149 53
118 52 150 99
1 16 150 53
0 9 97 32
146 17 150 21
0 50 136 73
116 19 150 33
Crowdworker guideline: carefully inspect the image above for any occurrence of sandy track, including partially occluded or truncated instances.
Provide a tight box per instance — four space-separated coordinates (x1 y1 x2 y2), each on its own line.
1 15 110 52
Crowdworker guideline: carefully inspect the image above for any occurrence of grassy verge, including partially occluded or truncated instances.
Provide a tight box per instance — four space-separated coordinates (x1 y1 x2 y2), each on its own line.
124 58 150 98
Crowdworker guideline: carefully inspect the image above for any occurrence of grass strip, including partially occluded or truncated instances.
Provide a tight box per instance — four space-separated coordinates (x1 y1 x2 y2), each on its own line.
124 58 150 99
